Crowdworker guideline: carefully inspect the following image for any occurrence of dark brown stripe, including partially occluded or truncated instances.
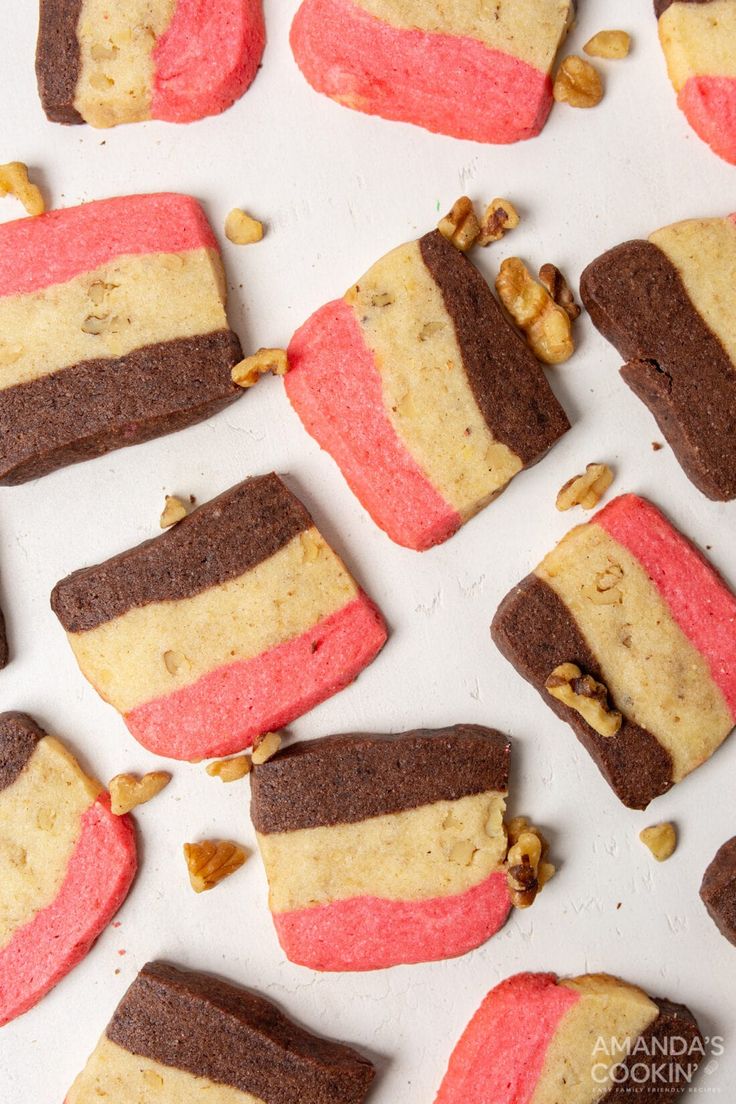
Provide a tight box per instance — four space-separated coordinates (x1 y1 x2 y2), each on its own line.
418 231 570 466
654 0 715 19
700 836 736 947
35 0 84 124
52 474 312 633
250 725 510 834
491 576 673 810
106 962 375 1104
580 239 736 501
0 329 243 486
0 712 44 792
599 996 704 1102
0 602 7 670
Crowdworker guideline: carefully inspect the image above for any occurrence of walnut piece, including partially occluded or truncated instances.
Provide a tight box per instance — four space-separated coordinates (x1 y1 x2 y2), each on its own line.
640 822 677 862
184 839 248 893
585 560 625 606
206 755 252 782
109 771 171 816
160 494 188 528
496 258 574 365
539 263 581 321
554 56 604 108
556 463 614 511
252 731 282 765
0 162 45 216
504 817 556 910
584 30 631 60
438 196 481 253
546 662 622 737
224 208 264 245
478 198 520 246
232 348 289 388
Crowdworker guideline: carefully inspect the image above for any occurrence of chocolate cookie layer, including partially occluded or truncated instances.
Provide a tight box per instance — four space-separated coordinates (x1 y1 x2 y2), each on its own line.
251 725 510 833
600 996 705 1102
0 712 44 792
700 836 736 947
0 604 7 671
35 0 84 124
654 0 714 17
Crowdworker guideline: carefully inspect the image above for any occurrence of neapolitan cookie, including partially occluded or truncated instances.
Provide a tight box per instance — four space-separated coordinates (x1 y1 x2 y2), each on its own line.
36 0 265 127
290 0 575 144
51 475 388 761
0 712 137 1026
286 230 570 550
700 836 736 947
0 193 243 485
435 972 704 1103
491 494 736 809
252 726 513 971
581 215 736 501
66 960 376 1103
655 0 736 164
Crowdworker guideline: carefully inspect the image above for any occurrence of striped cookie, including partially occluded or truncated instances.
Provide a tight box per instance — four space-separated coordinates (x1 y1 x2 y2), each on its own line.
581 215 736 501
700 836 736 948
290 0 575 143
51 475 388 762
655 0 736 164
435 972 704 1103
0 193 243 485
286 230 570 551
66 961 376 1103
36 0 265 127
491 494 736 809
0 712 137 1026
251 726 512 971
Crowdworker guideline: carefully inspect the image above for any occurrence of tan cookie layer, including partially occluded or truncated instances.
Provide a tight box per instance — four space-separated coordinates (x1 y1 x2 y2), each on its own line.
352 0 574 72
659 1 736 90
346 240 522 519
0 248 227 389
650 218 736 370
536 522 733 782
67 1037 265 1104
74 0 176 127
0 736 101 950
67 529 358 714
258 790 507 913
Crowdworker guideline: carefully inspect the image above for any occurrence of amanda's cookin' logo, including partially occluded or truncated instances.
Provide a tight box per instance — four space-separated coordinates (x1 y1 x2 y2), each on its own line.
591 1034 725 1090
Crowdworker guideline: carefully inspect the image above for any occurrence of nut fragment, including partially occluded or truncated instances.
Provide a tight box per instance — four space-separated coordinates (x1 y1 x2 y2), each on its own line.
539 263 581 321
224 208 264 245
0 162 45 216
504 817 555 909
232 348 289 388
183 839 248 893
546 662 622 738
163 649 189 675
160 494 188 528
438 196 481 253
478 198 520 246
206 755 252 782
109 771 171 816
496 258 574 365
554 56 604 108
556 463 614 511
584 30 631 60
252 731 282 765
640 822 677 862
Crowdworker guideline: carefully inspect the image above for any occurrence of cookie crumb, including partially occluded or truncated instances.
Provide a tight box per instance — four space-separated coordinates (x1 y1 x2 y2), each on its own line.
183 839 248 892
206 755 252 782
109 771 171 816
0 162 45 216
652 441 663 451
160 494 188 528
640 822 677 862
584 31 631 60
252 731 282 765
225 208 264 245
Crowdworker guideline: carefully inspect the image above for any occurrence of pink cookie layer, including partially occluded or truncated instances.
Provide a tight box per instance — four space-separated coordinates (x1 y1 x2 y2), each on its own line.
679 76 736 165
125 594 387 760
0 194 217 298
273 870 511 971
596 495 736 718
290 0 552 143
0 796 136 1027
153 0 266 123
435 972 579 1104
286 299 461 550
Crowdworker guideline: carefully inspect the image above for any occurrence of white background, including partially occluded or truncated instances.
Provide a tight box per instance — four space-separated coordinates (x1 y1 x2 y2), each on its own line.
1 1 735 1100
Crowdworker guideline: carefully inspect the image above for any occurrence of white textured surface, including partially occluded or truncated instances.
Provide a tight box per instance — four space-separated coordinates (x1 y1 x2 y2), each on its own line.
1 1 735 1099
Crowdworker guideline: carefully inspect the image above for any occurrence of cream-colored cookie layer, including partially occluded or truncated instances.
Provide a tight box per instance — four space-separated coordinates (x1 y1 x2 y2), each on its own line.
0 737 102 950
536 522 733 782
258 790 507 913
74 0 176 127
650 218 736 370
658 1 736 91
346 241 522 520
531 975 659 1104
67 529 358 714
352 0 573 71
67 1037 265 1104
0 248 227 388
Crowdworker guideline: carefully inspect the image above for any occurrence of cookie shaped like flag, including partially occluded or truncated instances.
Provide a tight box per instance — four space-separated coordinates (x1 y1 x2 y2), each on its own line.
0 712 136 1026
51 475 388 762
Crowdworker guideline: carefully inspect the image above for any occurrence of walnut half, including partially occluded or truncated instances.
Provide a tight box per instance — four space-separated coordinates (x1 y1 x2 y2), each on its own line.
546 662 623 737
496 258 574 365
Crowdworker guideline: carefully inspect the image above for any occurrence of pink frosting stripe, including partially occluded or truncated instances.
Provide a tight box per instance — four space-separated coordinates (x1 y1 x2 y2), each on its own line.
0 796 136 1027
595 495 736 718
125 593 388 760
290 0 552 143
0 194 217 298
286 299 461 550
679 76 736 165
273 870 512 971
153 0 266 123
435 973 579 1104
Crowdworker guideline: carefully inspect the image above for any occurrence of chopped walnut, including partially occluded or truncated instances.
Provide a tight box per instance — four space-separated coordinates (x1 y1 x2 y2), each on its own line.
163 649 189 676
184 839 248 893
584 30 631 60
206 755 252 782
251 731 282 765
496 258 574 365
585 560 625 605
546 662 622 737
160 494 188 528
0 162 45 217
640 822 677 862
224 208 264 245
478 198 520 246
449 840 477 866
109 771 171 816
554 56 604 108
232 348 288 388
556 463 614 511
504 818 555 909
438 196 481 252
539 263 581 321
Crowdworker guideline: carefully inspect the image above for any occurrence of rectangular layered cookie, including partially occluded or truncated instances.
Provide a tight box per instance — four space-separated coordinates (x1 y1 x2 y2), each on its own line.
286 229 570 550
491 494 736 809
0 193 243 484
251 725 512 971
580 215 736 500
51 474 388 761
66 961 376 1104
